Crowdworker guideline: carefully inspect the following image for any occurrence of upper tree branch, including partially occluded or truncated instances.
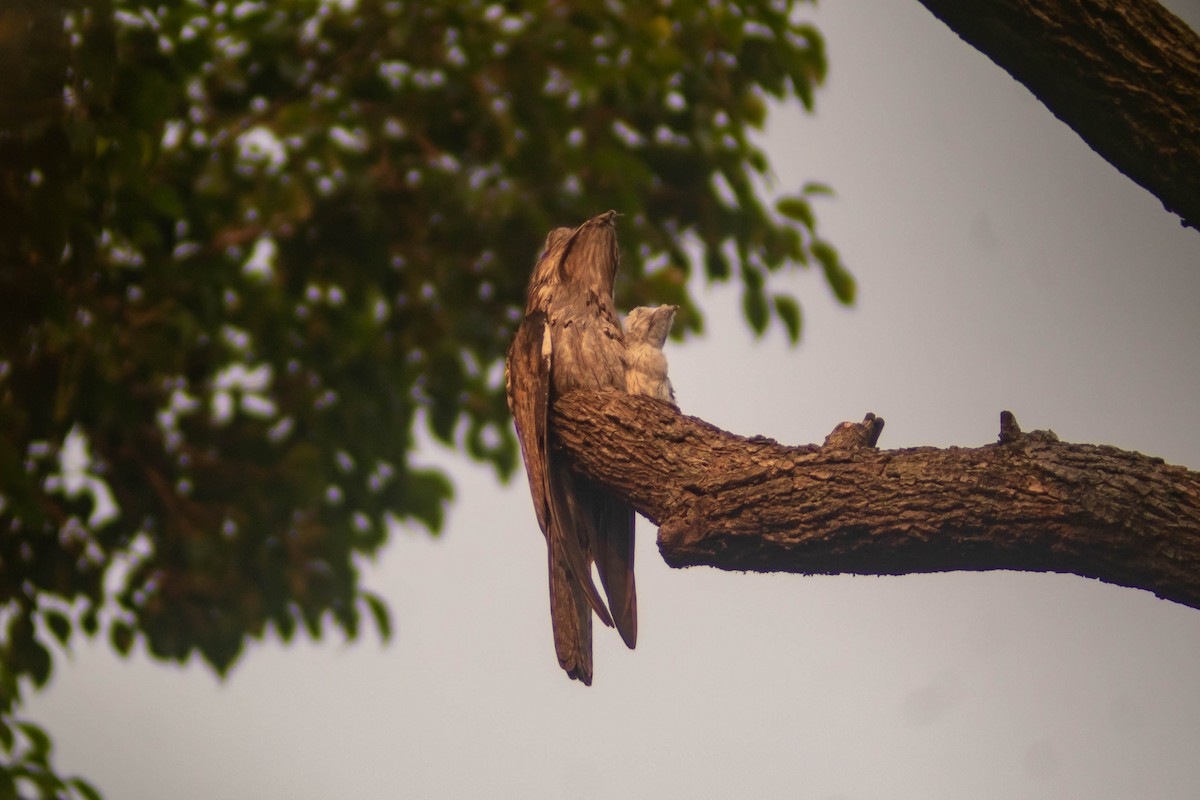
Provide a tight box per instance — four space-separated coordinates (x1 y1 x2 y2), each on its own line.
552 391 1200 611
914 0 1200 230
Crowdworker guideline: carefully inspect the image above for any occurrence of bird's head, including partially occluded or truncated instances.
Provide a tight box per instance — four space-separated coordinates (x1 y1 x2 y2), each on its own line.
556 211 621 294
625 304 678 346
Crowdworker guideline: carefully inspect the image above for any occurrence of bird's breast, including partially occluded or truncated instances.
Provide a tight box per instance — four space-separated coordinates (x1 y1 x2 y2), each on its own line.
552 315 626 394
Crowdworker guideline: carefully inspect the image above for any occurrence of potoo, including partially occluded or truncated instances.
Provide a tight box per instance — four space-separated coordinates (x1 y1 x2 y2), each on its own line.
624 304 679 407
505 211 636 684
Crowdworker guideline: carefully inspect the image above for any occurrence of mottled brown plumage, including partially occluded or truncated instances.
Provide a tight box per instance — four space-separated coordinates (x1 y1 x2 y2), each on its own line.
505 211 637 684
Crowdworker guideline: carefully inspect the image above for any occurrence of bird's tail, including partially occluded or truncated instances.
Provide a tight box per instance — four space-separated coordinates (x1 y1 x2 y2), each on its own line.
590 491 637 650
549 539 593 685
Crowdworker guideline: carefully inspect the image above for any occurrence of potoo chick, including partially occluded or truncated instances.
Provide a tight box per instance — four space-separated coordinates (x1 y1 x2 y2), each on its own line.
624 304 679 407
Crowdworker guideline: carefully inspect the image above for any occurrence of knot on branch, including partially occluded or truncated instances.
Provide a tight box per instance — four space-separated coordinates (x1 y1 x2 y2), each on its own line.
822 413 885 450
998 410 1060 445
999 410 1022 443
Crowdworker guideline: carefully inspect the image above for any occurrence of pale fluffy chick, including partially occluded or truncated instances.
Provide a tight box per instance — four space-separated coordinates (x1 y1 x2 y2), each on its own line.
624 304 678 407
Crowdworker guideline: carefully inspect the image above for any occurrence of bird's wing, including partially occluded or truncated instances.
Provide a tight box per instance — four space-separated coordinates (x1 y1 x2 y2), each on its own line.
506 311 552 535
507 311 612 681
541 320 615 630
548 303 637 650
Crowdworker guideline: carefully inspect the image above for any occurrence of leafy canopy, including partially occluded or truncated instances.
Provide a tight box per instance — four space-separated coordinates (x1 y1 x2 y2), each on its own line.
0 0 847 789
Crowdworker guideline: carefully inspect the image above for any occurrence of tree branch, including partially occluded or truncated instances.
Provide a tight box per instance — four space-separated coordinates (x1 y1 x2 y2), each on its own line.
552 391 1200 611
913 0 1200 230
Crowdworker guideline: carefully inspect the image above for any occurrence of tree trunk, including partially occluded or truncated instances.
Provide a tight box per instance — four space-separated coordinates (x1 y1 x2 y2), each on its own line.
914 0 1200 230
552 391 1200 611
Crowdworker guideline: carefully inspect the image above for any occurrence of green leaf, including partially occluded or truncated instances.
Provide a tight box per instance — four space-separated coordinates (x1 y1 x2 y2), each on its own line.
784 227 806 264
332 601 359 640
704 246 731 280
110 621 134 657
794 73 814 111
24 640 52 688
740 92 767 129
0 719 13 753
70 778 105 800
742 286 768 335
16 722 51 762
812 240 856 305
275 610 296 643
742 262 765 291
300 606 323 639
362 591 392 642
802 181 834 196
44 611 71 647
401 468 454 533
772 295 803 343
775 196 814 230
80 608 99 637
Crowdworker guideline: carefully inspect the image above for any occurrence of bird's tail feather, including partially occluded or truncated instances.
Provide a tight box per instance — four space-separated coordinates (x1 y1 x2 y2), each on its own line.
548 466 615 629
549 539 593 685
590 489 638 649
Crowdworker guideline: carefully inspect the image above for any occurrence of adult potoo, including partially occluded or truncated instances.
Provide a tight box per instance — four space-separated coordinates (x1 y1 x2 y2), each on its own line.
625 304 679 407
505 211 636 685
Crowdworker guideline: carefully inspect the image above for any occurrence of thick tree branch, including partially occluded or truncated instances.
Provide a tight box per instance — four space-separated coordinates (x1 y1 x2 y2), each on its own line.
914 0 1200 230
553 391 1200 611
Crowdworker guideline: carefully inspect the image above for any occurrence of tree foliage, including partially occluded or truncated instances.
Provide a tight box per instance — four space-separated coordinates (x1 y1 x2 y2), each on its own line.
0 0 842 788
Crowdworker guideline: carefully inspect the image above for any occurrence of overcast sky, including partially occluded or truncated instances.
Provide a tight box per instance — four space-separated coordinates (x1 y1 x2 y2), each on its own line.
29 2 1200 798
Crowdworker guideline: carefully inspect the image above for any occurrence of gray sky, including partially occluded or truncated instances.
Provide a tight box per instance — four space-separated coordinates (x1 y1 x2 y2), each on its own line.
30 3 1200 798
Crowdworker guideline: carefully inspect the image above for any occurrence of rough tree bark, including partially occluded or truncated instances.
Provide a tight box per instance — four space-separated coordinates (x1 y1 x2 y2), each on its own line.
913 0 1200 230
552 391 1200 611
